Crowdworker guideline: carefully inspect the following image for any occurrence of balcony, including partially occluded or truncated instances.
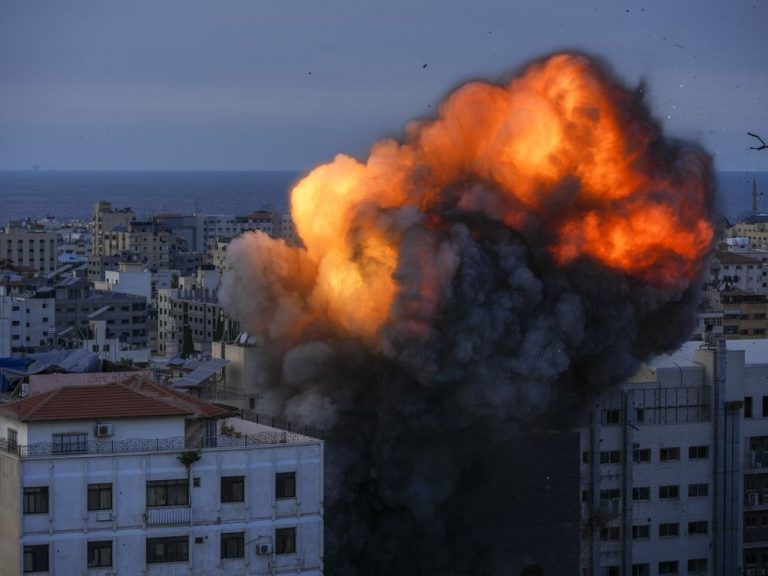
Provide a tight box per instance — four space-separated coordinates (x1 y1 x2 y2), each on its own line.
145 506 191 526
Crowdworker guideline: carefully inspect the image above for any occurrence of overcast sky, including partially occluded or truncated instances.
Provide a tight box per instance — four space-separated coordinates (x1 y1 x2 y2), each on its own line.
1 1 766 171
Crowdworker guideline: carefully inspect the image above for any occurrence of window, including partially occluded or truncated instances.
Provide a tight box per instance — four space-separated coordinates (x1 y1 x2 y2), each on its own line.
221 476 245 503
600 450 621 465
7 428 17 451
276 472 296 499
659 522 679 537
658 560 679 575
221 532 245 559
600 527 620 541
632 564 650 576
146 536 189 564
603 409 621 425
688 445 709 460
660 447 680 462
632 525 650 539
687 558 706 573
632 487 650 501
688 520 708 535
23 545 48 573
88 540 112 568
659 485 679 499
146 479 189 507
633 448 650 463
746 396 753 418
688 483 708 498
275 527 296 554
23 486 49 514
88 483 112 511
52 432 87 454
607 567 619 576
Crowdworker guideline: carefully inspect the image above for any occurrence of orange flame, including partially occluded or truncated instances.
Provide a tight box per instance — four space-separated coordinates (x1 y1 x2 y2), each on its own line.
289 54 713 340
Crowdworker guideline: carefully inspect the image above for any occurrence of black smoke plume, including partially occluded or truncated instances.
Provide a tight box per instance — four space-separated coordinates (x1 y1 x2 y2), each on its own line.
220 53 714 574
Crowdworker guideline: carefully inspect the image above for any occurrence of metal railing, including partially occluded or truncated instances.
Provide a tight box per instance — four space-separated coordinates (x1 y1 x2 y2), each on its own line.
239 409 324 439
0 431 318 459
145 506 191 526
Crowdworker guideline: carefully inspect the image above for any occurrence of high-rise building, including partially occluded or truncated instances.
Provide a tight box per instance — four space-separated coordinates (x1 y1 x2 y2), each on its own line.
579 338 768 576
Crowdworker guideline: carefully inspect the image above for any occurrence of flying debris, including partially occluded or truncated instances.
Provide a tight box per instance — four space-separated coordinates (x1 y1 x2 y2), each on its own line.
748 131 767 150
220 53 715 575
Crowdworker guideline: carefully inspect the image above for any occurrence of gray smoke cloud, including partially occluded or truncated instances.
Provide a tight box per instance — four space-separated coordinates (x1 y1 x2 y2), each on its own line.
219 54 715 574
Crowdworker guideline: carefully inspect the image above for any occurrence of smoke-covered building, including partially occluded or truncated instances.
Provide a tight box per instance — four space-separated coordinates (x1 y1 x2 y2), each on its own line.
579 338 768 576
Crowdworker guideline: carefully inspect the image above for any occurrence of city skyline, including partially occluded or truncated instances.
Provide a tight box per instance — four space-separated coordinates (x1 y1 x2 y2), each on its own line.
1 1 767 172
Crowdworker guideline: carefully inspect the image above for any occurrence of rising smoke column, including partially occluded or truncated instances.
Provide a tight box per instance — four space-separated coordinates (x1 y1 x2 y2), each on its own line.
220 53 715 574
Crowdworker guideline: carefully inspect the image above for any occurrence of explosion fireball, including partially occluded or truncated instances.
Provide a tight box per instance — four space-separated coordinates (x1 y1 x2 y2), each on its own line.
221 53 714 574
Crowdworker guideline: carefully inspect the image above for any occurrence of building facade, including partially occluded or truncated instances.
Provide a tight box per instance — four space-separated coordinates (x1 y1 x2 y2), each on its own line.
0 223 58 276
0 377 324 576
579 339 768 576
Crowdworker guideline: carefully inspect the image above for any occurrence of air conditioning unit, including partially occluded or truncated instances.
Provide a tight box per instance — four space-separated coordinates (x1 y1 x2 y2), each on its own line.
95 423 113 438
255 543 272 555
749 492 760 506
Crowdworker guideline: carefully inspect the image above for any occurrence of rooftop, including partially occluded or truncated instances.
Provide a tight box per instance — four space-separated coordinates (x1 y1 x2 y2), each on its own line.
0 375 229 422
715 251 763 265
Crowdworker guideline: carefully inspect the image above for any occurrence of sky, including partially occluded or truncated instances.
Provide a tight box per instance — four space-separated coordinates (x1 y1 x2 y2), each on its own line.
0 0 766 172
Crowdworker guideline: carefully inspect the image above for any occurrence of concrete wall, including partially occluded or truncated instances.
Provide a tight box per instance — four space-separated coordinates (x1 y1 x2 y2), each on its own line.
0 452 20 576
17 437 323 575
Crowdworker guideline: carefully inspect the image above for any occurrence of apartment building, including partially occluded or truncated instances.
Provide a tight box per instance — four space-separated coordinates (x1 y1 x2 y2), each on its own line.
0 294 55 354
729 215 768 252
579 338 768 576
92 201 135 257
157 287 224 357
0 376 324 575
0 223 58 275
55 277 149 348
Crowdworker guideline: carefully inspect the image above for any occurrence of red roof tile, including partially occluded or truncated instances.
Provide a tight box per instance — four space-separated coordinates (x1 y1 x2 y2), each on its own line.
0 375 229 422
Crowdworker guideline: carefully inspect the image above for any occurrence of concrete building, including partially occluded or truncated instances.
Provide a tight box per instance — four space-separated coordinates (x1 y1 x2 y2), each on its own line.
729 215 768 252
0 376 324 575
709 251 768 295
91 201 135 257
157 287 226 358
0 295 55 354
54 277 149 349
579 338 768 576
97 261 153 303
706 290 768 340
0 223 58 276
83 320 151 365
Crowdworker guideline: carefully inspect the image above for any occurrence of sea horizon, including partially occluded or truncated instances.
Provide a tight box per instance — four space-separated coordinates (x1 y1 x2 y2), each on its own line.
1 168 767 225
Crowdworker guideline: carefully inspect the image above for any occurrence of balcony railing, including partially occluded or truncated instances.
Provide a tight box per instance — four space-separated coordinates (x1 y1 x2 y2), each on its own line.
0 430 317 459
145 506 191 526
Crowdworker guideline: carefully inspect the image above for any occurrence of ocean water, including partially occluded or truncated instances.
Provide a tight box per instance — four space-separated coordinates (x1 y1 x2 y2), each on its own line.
0 170 300 223
0 169 766 224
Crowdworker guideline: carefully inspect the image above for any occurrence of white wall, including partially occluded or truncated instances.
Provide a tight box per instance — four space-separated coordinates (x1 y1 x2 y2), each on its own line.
17 430 324 575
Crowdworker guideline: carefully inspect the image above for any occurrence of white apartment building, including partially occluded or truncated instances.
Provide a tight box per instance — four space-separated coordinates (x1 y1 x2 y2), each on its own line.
0 375 324 576
0 295 55 354
579 338 768 576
